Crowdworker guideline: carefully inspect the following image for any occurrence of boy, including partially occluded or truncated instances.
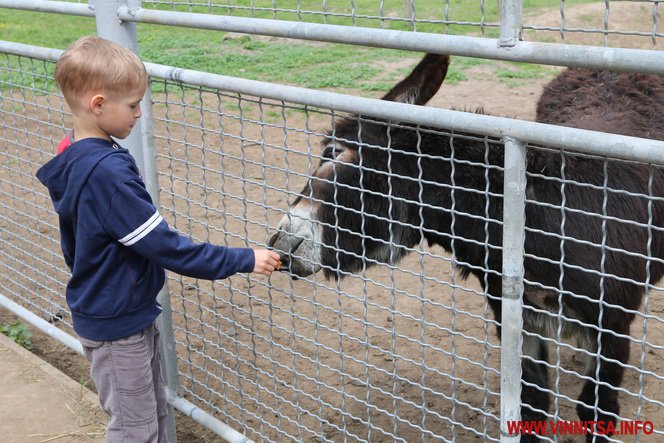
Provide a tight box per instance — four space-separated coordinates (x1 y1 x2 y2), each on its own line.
36 36 281 442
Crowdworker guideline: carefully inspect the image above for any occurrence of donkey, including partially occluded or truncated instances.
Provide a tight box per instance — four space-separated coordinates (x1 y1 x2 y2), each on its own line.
269 54 664 441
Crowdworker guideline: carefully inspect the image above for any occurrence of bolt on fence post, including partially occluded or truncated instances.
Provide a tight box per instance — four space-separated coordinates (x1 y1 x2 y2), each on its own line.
500 137 526 442
92 1 179 442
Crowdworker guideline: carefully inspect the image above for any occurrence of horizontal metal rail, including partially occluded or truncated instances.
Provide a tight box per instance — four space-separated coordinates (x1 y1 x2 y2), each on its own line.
0 0 94 17
144 64 664 166
118 7 662 75
0 41 67 68
3 39 663 166
165 387 254 443
0 293 84 354
2 38 663 165
0 1 662 74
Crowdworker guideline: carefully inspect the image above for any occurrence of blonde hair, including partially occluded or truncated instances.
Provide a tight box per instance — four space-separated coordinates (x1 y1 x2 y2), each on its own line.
55 36 147 108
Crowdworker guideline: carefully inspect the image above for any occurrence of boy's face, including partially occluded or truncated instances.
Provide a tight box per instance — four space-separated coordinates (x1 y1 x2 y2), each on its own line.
95 84 146 140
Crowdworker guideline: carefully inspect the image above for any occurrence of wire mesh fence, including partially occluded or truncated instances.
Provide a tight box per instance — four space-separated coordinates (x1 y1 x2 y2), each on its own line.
4 47 664 441
141 0 502 32
151 77 664 441
139 0 663 46
519 144 664 441
150 78 508 441
522 0 663 48
0 53 70 329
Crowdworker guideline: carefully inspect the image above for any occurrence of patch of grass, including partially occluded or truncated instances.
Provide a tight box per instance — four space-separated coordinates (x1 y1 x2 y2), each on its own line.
293 63 382 89
443 69 468 85
496 62 559 87
78 364 93 392
0 321 32 349
444 56 489 84
361 82 398 92
139 30 409 93
0 9 96 48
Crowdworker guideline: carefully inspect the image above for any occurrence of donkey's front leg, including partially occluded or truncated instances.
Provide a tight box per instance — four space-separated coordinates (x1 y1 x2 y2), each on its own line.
577 326 629 443
519 327 551 443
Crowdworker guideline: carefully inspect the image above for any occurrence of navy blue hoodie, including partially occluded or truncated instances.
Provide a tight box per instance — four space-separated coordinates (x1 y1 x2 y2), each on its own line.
36 138 255 340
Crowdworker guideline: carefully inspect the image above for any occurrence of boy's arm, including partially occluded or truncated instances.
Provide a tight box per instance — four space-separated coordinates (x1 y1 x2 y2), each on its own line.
102 178 255 280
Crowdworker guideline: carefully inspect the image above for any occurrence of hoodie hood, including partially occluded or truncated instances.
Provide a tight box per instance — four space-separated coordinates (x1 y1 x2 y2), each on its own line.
36 138 123 219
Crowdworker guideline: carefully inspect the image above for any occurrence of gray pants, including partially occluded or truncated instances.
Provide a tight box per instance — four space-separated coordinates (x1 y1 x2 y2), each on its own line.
79 322 170 443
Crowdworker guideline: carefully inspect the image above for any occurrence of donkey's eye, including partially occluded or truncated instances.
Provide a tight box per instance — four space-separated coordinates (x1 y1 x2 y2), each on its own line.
322 145 341 160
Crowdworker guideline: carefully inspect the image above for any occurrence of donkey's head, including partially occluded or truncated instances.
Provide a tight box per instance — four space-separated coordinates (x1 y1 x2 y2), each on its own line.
269 54 450 278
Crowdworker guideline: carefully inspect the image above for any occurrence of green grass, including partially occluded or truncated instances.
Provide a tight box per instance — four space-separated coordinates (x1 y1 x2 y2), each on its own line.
0 9 96 48
444 56 490 84
0 8 412 94
0 1 594 94
139 31 408 92
0 321 32 349
496 62 560 87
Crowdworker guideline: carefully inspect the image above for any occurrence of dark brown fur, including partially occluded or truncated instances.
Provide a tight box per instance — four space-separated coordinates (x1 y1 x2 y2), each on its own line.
537 68 664 139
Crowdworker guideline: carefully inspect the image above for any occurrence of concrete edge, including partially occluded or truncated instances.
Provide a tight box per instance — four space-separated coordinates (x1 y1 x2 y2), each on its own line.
0 332 101 411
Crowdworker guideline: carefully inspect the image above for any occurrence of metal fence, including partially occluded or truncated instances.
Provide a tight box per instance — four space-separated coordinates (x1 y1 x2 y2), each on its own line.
2 1 664 442
139 0 664 45
48 0 664 41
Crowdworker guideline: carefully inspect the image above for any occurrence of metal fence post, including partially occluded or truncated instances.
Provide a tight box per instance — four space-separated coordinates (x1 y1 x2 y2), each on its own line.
500 137 526 442
499 4 525 440
92 1 179 441
92 0 144 173
499 0 523 47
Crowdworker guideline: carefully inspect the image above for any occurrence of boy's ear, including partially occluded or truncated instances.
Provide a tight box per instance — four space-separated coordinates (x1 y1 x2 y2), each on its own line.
89 94 105 115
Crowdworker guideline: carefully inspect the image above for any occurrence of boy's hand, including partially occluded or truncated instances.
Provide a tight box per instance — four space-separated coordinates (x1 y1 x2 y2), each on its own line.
253 249 281 275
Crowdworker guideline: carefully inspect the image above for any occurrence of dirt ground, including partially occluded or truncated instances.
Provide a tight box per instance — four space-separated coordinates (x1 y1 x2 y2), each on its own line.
2 2 663 442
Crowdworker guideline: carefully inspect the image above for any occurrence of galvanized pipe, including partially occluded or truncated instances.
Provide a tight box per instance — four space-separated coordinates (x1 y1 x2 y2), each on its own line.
0 40 64 61
499 7 524 441
0 0 662 73
500 137 526 443
2 38 664 166
94 0 146 174
0 293 84 355
142 62 664 166
116 6 664 75
0 0 94 16
165 388 255 443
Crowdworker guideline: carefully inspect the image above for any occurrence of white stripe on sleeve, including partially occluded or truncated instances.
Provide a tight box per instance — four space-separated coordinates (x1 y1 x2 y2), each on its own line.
118 210 163 247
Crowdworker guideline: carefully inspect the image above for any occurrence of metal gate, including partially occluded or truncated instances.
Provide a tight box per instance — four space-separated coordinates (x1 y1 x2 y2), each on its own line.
2 1 664 441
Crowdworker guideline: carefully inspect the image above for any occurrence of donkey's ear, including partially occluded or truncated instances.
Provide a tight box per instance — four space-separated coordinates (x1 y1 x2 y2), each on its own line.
381 54 450 106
